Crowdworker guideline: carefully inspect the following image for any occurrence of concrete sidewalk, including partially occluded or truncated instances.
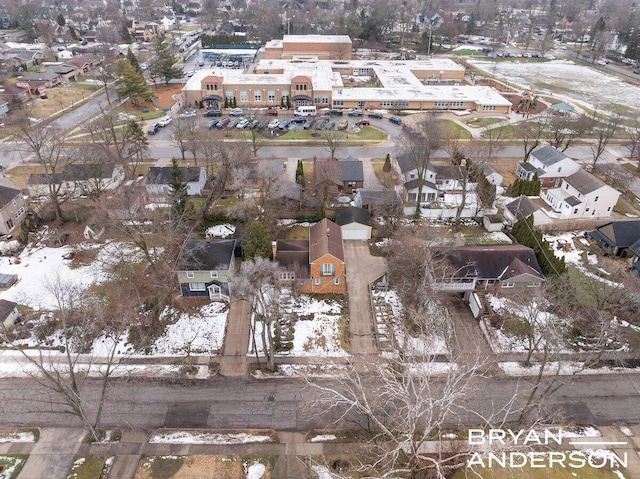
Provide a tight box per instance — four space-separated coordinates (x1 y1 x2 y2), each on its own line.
219 297 251 377
18 428 86 479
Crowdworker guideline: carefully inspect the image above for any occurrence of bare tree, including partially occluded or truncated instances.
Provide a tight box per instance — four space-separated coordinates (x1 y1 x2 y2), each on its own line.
322 129 342 160
544 113 592 152
599 162 632 191
244 126 266 159
230 258 288 372
520 120 545 162
401 113 442 217
590 113 620 170
311 159 341 215
172 116 199 163
624 113 640 170
12 114 69 219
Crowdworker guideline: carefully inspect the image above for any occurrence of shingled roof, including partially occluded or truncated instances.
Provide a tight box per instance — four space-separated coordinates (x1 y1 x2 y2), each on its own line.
506 195 541 220
335 206 371 226
565 169 607 195
530 145 568 167
146 166 202 185
309 218 344 262
589 221 640 249
176 239 235 271
0 185 22 209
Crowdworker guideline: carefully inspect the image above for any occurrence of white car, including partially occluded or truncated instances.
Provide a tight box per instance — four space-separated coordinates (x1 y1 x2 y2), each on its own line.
236 118 250 129
267 119 280 129
230 108 244 117
157 116 172 127
179 109 197 118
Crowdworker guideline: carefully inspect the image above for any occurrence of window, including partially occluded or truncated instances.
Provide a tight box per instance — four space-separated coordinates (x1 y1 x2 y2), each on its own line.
573 208 579 214
395 101 408 108
435 101 448 108
450 101 463 107
409 173 416 179
314 97 320 104
502 282 515 288
484 105 496 111
13 207 25 219
381 100 393 107
594 196 599 202
334 100 343 106
5 219 13 231
210 271 218 279
11 199 16 206
189 282 206 291
322 97 329 104
585 208 589 212
313 278 322 285
240 90 247 102
282 90 289 98
280 272 295 280
186 271 195 278
226 90 234 99
527 282 541 288
320 263 335 276
333 278 342 285
254 90 261 101
557 167 561 173
268 90 275 102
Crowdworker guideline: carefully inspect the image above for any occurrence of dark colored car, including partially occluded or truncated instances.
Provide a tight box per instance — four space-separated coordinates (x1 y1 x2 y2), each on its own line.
389 116 403 125
368 111 383 119
328 109 344 116
207 119 219 129
356 119 370 126
290 116 306 124
147 123 161 135
204 109 222 117
348 109 363 117
266 108 279 116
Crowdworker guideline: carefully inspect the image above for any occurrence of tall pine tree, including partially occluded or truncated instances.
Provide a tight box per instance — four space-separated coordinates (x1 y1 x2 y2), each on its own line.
155 37 183 85
169 159 188 219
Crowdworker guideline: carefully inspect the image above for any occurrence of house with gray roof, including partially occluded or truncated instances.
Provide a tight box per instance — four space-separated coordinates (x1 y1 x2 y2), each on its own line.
337 157 364 193
543 169 620 219
504 195 551 227
0 299 21 327
335 206 372 240
27 163 122 198
0 183 26 235
145 166 206 200
475 161 503 186
434 244 545 294
516 145 580 188
176 239 236 301
588 221 640 258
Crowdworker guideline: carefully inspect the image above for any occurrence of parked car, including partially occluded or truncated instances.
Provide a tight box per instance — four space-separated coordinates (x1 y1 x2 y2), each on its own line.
227 119 239 129
204 109 222 117
207 119 219 129
368 111 383 119
356 119 370 126
328 109 344 116
338 120 348 130
236 118 250 129
348 109 363 117
230 108 244 116
179 109 197 118
267 119 280 129
389 116 403 125
216 117 230 128
633 69 640 74
266 108 279 116
147 123 161 135
290 116 306 124
157 116 172 127
278 120 290 130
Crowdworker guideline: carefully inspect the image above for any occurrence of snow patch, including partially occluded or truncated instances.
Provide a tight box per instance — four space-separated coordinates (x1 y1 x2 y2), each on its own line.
205 223 236 238
149 431 274 444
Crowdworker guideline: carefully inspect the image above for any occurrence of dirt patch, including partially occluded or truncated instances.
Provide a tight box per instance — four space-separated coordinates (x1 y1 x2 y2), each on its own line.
134 455 273 479
150 83 184 110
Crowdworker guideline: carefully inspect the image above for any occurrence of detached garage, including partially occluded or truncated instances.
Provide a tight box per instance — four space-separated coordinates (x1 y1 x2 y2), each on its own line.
336 206 372 240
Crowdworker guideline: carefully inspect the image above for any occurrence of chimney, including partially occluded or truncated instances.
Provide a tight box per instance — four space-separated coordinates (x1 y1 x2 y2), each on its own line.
271 240 277 259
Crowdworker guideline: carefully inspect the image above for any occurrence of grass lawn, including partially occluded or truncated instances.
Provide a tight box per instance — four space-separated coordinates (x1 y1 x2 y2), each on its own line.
440 119 472 139
134 455 274 479
0 455 27 479
279 126 386 141
466 117 505 128
67 455 111 479
278 224 310 239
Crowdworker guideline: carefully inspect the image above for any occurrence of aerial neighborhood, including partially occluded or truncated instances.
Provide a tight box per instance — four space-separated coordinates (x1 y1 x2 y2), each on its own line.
0 0 640 477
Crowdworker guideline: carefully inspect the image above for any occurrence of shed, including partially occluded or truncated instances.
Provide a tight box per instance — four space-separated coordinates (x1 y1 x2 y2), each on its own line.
0 299 20 327
0 274 17 289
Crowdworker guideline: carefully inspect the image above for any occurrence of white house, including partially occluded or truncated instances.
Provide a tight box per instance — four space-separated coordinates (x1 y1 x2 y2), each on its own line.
543 169 620 219
516 145 581 188
145 166 207 201
475 161 503 186
504 195 552 226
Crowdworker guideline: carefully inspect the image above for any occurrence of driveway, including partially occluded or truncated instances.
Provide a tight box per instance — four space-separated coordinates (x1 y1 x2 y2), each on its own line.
343 242 387 356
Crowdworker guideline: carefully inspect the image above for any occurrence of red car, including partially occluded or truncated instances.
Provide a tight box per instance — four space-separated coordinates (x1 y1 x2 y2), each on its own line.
266 108 278 116
356 119 370 126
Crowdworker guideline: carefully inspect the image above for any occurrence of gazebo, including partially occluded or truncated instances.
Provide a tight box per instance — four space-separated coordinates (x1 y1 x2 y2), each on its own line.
550 101 575 115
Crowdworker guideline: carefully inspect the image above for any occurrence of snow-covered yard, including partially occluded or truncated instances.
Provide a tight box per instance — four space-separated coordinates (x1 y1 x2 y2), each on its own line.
149 430 274 445
469 59 640 116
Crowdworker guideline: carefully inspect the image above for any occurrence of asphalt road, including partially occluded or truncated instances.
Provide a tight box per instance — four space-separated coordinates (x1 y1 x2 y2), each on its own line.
0 373 638 431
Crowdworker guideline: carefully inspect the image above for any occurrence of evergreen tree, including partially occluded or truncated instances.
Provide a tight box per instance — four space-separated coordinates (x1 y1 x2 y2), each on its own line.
126 49 142 74
155 37 183 85
169 159 188 219
383 153 391 172
511 216 565 276
224 97 229 108
56 14 65 26
242 220 274 259
295 160 305 185
117 59 151 105
232 97 237 108
121 25 132 43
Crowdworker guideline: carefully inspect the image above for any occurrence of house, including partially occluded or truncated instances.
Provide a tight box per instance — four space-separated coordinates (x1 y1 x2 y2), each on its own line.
515 145 580 188
337 157 364 193
269 180 302 213
434 244 545 293
336 206 372 240
504 195 552 227
0 84 31 105
0 299 20 327
65 53 99 75
27 163 122 197
17 69 63 88
175 239 236 301
0 184 27 235
588 221 640 258
474 161 503 186
0 274 18 290
273 218 346 293
145 166 207 201
0 101 8 117
543 169 620 219
483 214 504 232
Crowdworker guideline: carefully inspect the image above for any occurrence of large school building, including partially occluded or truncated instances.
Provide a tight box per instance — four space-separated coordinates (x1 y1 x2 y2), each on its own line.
181 35 512 114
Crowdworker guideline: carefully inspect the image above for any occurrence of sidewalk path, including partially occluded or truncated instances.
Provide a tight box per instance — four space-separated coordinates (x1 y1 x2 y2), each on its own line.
17 428 85 479
219 297 251 377
343 242 387 357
